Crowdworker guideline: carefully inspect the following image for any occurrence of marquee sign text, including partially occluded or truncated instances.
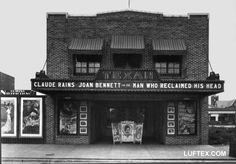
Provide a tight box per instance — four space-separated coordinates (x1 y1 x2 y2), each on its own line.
32 80 224 92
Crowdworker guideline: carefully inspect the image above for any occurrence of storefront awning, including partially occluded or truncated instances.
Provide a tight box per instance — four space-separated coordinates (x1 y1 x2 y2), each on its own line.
111 35 144 51
152 39 186 52
68 38 103 51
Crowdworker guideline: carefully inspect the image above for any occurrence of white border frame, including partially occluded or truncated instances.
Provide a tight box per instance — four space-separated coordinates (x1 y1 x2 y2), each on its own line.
80 113 87 119
1 97 17 137
167 128 175 135
80 106 87 112
167 106 175 113
20 97 43 138
167 121 175 127
80 127 87 134
80 120 87 127
167 114 175 120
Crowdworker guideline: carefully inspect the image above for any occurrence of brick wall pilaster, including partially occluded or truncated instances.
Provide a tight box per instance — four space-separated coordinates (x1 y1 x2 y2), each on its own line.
45 95 55 143
47 14 69 79
199 96 209 144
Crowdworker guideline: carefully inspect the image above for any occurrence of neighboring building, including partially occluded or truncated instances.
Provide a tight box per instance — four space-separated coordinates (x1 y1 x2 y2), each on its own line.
209 98 236 128
0 72 14 90
208 97 236 145
31 10 224 145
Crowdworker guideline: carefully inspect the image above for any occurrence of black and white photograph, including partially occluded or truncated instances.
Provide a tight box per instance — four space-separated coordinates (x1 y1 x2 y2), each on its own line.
59 100 77 135
1 0 236 163
79 127 87 134
20 97 43 138
1 97 17 137
79 106 87 112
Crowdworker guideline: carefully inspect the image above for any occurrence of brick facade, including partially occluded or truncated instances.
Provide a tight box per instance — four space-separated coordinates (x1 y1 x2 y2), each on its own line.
0 72 15 90
44 11 211 145
47 11 208 80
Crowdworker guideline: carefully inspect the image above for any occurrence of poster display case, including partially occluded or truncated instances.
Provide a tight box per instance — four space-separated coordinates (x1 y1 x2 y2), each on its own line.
59 100 77 135
178 101 196 135
1 97 17 137
79 105 88 135
167 102 176 135
20 97 43 138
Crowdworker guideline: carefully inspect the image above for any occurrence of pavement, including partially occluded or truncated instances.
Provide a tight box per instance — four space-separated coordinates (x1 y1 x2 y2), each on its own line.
2 143 236 163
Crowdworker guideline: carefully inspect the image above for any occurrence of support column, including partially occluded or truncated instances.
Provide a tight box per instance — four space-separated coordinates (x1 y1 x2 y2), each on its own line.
200 96 209 144
45 95 55 143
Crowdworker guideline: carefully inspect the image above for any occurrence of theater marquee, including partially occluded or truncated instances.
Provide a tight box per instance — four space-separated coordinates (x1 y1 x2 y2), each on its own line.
31 79 224 93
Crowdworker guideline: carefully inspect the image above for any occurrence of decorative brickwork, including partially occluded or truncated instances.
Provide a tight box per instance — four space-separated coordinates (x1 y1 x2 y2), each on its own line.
0 72 15 90
45 96 55 143
200 96 209 144
47 11 209 80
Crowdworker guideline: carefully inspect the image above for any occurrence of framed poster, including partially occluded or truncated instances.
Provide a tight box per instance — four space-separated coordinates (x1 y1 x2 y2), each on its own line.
80 106 87 112
20 97 43 138
59 100 77 135
80 120 87 127
178 101 196 135
80 127 87 134
120 121 135 142
167 128 175 135
167 107 175 113
167 114 175 120
80 113 87 119
111 123 120 143
167 121 175 127
1 97 17 137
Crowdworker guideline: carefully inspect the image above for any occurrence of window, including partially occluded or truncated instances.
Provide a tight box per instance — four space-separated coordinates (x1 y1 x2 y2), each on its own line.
155 62 180 75
76 62 87 73
168 63 180 74
88 62 100 73
74 55 101 74
154 56 182 76
113 54 142 69
155 62 167 74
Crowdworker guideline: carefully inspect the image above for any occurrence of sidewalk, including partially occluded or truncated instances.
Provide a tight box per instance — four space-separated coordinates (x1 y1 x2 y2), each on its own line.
2 144 236 163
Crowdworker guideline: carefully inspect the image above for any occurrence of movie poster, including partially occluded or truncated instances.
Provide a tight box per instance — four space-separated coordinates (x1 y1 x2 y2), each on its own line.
178 101 196 135
1 97 17 137
59 100 77 135
20 97 43 137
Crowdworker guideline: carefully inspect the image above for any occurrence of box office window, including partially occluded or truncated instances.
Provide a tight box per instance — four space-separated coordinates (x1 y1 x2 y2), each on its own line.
58 100 78 135
74 55 101 74
177 101 196 135
154 56 181 76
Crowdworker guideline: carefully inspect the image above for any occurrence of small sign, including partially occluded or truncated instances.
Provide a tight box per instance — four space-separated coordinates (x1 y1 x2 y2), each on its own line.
95 70 159 81
1 90 36 96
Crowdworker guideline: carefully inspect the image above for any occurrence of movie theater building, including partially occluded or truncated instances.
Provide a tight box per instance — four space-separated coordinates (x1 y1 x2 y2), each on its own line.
31 11 224 145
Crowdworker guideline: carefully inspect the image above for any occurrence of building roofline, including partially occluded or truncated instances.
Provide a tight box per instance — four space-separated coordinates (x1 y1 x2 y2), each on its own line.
46 10 210 19
187 13 209 19
46 12 68 18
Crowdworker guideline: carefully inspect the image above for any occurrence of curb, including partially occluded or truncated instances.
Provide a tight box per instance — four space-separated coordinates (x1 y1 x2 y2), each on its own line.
2 158 236 164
